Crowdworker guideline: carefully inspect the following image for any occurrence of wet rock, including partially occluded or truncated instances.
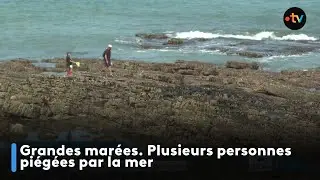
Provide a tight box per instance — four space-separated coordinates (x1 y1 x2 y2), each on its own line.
10 123 25 135
225 61 260 70
135 33 169 39
38 132 58 140
165 38 184 45
175 60 186 64
196 38 210 42
251 62 260 70
138 44 162 49
236 52 264 58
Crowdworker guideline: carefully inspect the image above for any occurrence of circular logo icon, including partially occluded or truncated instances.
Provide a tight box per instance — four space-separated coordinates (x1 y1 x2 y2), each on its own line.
283 7 306 30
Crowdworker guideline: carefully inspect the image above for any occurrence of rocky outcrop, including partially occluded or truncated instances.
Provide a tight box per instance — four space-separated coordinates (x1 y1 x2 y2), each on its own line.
0 59 319 149
226 61 260 70
135 33 169 39
166 38 184 45
235 51 264 58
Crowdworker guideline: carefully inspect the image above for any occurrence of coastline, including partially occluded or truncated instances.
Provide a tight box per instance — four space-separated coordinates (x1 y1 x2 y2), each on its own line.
0 58 319 151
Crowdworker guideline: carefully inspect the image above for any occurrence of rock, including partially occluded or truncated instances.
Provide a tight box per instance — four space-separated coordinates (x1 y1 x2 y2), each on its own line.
177 96 183 102
165 38 184 45
202 68 219 76
135 33 169 39
0 58 319 151
225 61 260 70
10 95 36 104
209 100 218 105
306 102 314 106
175 63 195 70
10 96 17 100
207 76 218 82
239 87 253 93
0 92 6 98
251 62 260 70
179 70 194 75
236 52 264 58
128 97 136 105
158 75 173 83
309 88 317 92
38 132 58 140
222 78 231 84
135 103 147 108
156 89 162 93
196 38 210 42
3 101 41 118
10 123 24 135
175 60 185 64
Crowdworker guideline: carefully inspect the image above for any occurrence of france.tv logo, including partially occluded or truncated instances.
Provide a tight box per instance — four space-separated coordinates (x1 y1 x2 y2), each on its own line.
283 7 306 30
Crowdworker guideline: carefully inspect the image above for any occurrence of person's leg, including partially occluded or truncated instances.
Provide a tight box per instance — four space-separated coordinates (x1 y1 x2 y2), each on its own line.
67 68 70 77
103 59 108 76
109 60 113 76
105 60 112 76
108 66 113 76
67 67 73 77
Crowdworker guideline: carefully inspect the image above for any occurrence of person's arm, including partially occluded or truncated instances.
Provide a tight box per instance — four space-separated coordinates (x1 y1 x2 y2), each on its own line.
104 50 108 61
70 56 74 63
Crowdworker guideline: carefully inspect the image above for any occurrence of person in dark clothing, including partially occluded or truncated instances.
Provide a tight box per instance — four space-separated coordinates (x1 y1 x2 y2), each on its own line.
102 44 112 76
66 52 74 77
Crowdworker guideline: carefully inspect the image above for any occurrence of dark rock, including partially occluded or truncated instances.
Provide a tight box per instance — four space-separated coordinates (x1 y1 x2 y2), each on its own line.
166 38 184 45
202 68 219 76
236 52 264 58
135 33 169 39
225 61 260 70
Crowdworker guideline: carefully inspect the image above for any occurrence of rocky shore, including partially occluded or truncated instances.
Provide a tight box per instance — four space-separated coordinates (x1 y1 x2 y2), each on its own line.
0 58 319 150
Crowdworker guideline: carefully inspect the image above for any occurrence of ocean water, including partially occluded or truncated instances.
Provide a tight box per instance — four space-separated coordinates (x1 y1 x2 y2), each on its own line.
1 0 320 71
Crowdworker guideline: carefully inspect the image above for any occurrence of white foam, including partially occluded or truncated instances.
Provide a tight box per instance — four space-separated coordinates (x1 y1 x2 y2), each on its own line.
157 49 177 52
174 31 318 41
115 39 132 44
273 34 317 41
259 53 311 63
199 49 225 55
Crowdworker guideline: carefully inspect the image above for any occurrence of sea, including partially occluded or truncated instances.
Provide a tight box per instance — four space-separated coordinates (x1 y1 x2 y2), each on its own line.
1 0 320 71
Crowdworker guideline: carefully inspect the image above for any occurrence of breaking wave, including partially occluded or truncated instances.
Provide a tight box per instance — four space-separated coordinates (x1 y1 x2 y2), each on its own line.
174 31 318 41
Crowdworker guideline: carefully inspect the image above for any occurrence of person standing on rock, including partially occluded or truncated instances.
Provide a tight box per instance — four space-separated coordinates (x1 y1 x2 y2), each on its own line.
102 44 112 76
66 52 74 77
